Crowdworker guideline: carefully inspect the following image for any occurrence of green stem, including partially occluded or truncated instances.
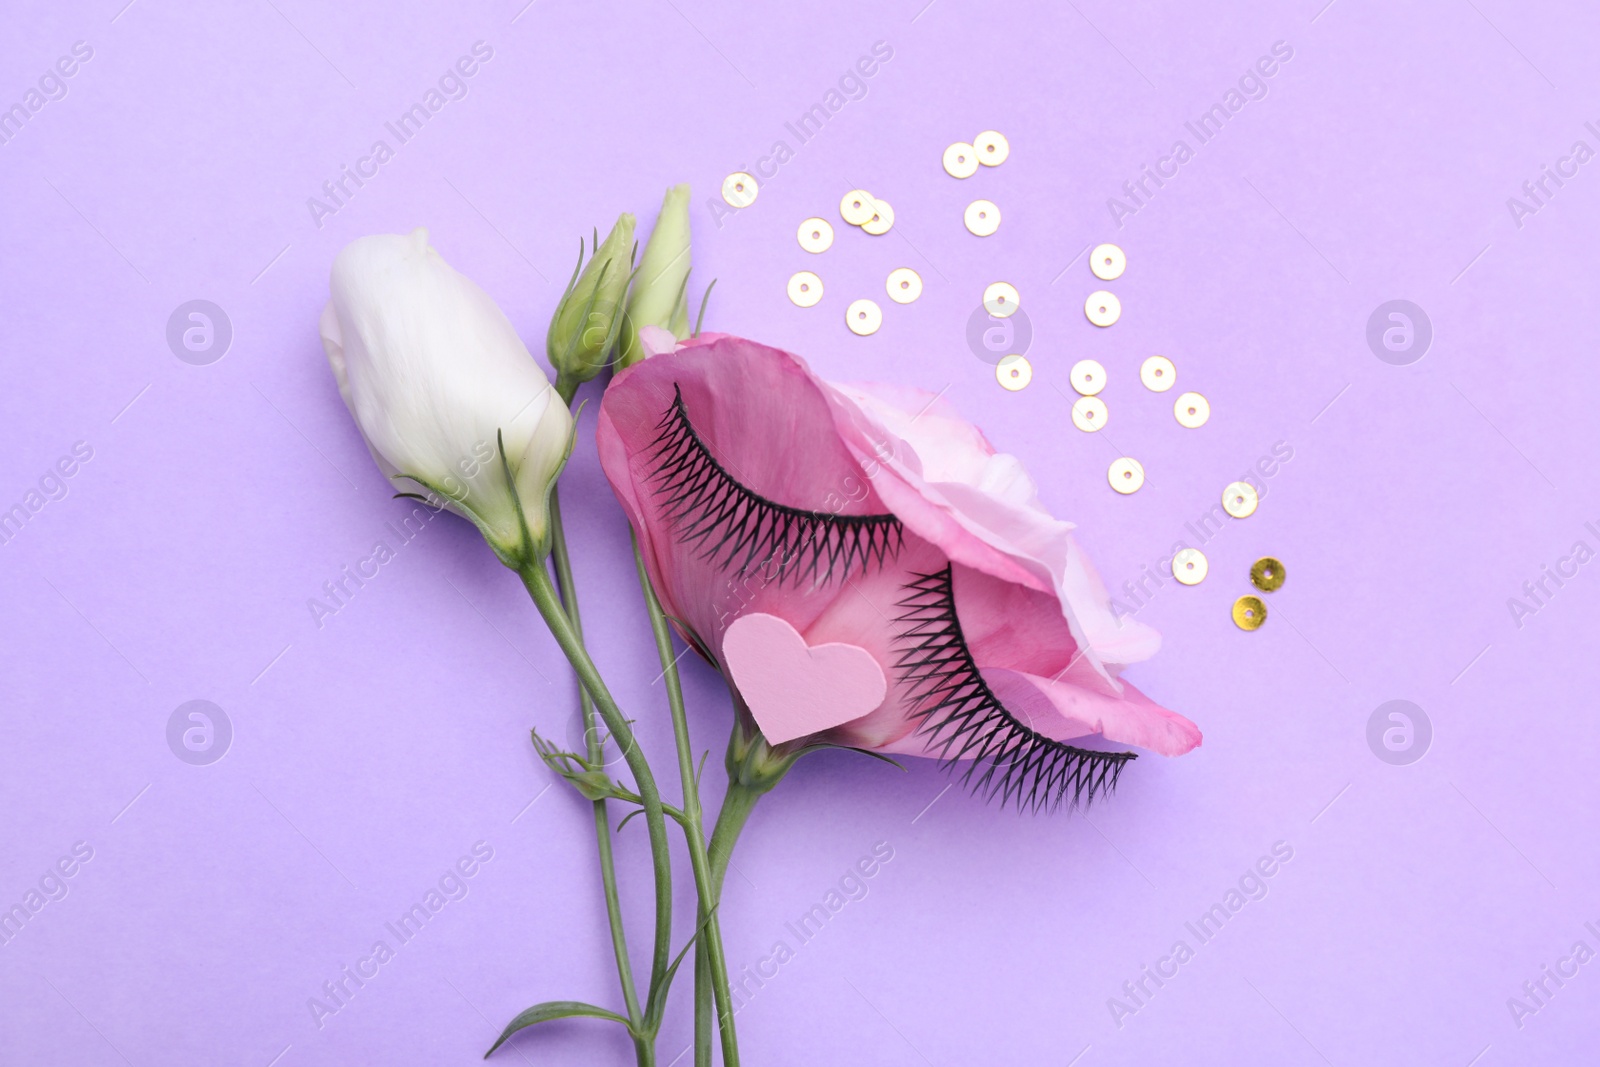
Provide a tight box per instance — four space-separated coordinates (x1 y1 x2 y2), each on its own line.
706 777 763 902
629 538 739 1067
708 715 792 899
703 715 800 1036
517 561 673 1036
548 488 643 1031
555 373 580 408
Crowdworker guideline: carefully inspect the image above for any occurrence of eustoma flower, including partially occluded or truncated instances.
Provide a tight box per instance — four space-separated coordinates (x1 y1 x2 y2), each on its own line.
617 183 692 370
547 213 635 399
598 334 1201 809
320 227 573 564
323 229 682 1066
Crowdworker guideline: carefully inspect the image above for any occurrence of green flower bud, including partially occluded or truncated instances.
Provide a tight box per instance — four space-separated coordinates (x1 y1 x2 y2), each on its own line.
548 213 635 399
618 184 691 369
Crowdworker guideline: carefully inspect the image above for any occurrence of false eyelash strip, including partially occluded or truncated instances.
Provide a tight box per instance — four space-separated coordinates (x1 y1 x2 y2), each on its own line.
647 386 903 586
894 567 1135 812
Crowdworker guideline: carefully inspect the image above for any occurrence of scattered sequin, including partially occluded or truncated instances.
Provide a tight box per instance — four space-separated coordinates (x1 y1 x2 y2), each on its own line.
787 271 823 308
983 282 1019 318
722 172 758 208
846 298 882 335
1250 557 1285 592
1085 290 1121 327
1070 359 1106 396
1108 456 1144 494
1091 243 1126 281
1140 355 1176 392
943 142 979 178
997 354 1032 390
797 218 834 253
862 197 895 235
1175 391 1210 428
886 267 923 304
1072 395 1108 432
974 130 1010 166
1222 481 1259 518
965 199 1001 236
840 189 875 226
1173 548 1208 586
1233 595 1267 631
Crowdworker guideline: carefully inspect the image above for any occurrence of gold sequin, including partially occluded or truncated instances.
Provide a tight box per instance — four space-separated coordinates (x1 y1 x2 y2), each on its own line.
861 197 895 235
1222 481 1259 518
840 189 875 226
1071 395 1108 432
983 282 1019 318
1070 359 1106 396
1091 243 1126 281
797 218 834 253
964 199 1001 236
846 298 882 336
1172 548 1208 586
1175 391 1210 428
787 271 823 308
1232 595 1267 631
943 142 979 178
1250 557 1285 592
722 172 758 208
1085 290 1121 327
1108 456 1144 494
886 267 922 304
997 355 1031 390
1140 355 1176 392
974 130 1010 166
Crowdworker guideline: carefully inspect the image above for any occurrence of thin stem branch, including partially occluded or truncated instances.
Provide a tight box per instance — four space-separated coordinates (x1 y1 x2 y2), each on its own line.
518 562 674 1033
707 778 763 902
630 537 739 1067
549 487 643 1029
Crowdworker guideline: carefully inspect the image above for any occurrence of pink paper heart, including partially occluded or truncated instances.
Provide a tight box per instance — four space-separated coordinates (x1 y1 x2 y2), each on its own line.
722 613 888 745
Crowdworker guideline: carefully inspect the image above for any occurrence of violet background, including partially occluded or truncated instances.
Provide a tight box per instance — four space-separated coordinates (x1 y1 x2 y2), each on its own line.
2 0 1597 1063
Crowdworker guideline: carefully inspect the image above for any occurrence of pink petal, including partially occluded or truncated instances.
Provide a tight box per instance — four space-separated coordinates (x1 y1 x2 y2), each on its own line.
598 336 898 659
828 383 1162 680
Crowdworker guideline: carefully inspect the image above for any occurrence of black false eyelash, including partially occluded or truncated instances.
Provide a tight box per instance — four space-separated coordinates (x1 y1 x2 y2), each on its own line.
647 386 903 586
894 567 1136 812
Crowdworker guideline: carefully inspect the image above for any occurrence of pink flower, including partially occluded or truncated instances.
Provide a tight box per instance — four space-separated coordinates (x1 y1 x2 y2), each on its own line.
597 334 1200 807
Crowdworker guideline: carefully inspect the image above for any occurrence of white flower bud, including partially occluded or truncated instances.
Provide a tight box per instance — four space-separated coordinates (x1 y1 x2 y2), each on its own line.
320 228 574 563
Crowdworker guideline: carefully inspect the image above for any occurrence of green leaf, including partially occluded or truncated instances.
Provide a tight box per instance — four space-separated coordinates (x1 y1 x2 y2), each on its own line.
644 904 720 1031
616 801 690 833
807 743 908 771
484 1000 632 1057
692 277 717 337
